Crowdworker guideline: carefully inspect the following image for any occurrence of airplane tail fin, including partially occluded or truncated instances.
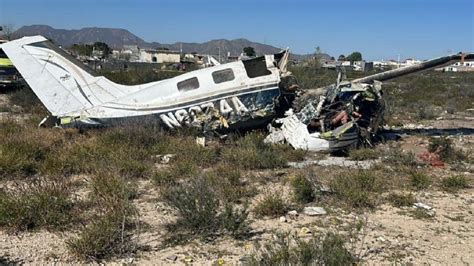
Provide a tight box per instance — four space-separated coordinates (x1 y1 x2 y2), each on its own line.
1 36 132 116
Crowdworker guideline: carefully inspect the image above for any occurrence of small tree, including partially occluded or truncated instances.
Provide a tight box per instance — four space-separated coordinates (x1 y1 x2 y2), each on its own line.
346 52 362 62
243 47 256 57
70 44 93 56
93 42 112 58
1 24 15 41
338 54 346 61
311 46 323 68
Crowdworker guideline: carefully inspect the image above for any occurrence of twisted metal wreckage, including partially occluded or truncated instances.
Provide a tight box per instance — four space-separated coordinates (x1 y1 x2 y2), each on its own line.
1 36 472 152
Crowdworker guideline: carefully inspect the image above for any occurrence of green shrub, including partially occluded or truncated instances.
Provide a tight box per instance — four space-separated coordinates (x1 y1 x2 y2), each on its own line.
290 175 315 204
67 211 136 261
441 175 469 192
382 147 419 168
162 176 220 236
68 174 138 261
207 164 256 203
428 137 466 162
0 178 75 231
387 193 416 207
416 104 437 120
220 203 251 239
330 171 383 209
162 176 251 244
0 137 47 178
410 171 431 190
349 148 379 161
250 232 355 265
254 194 289 218
221 132 288 169
88 173 137 210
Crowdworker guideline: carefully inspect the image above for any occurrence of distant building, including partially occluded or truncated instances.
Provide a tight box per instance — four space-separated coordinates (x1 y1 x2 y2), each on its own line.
322 60 337 69
139 49 181 64
404 58 421 66
436 60 474 72
121 45 140 62
353 61 373 72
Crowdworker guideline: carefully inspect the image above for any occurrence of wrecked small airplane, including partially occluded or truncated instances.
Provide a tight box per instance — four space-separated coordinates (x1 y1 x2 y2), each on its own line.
1 36 472 152
0 36 297 131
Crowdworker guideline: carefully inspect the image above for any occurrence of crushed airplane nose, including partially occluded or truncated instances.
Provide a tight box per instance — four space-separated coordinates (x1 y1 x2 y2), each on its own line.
265 109 329 151
266 52 474 152
265 80 384 152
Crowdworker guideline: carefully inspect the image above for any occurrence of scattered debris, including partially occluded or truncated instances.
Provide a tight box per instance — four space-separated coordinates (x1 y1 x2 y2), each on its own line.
157 154 175 164
300 227 312 235
418 152 444 167
265 109 329 151
195 136 205 147
302 206 327 216
318 185 332 193
289 157 379 169
413 202 433 210
166 255 178 262
288 210 298 218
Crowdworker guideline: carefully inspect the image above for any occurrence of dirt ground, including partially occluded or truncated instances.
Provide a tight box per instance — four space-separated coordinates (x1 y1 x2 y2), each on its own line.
1 92 473 265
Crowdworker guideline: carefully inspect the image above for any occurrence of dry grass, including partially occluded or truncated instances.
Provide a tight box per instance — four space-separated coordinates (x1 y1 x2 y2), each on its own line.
254 193 289 218
0 177 76 231
67 173 138 261
441 175 469 192
290 174 315 204
250 232 355 265
330 170 385 209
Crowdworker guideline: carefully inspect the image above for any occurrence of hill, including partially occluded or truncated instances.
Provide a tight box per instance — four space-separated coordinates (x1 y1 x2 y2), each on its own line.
13 25 328 59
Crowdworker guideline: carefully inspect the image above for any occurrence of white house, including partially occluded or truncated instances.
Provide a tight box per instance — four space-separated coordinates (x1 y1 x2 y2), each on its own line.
139 49 181 64
438 61 474 72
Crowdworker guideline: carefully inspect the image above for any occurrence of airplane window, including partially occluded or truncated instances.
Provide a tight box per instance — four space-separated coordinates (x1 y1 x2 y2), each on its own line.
212 68 235 84
177 77 199 92
243 56 271 78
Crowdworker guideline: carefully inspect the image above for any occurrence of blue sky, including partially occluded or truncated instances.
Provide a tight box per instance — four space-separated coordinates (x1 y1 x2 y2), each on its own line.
1 0 473 60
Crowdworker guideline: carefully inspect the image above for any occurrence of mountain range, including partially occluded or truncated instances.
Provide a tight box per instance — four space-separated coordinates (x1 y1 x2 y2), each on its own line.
12 25 329 60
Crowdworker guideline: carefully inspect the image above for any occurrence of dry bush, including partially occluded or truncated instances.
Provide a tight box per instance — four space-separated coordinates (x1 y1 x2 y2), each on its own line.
161 176 251 244
67 173 138 261
349 148 379 161
330 170 384 209
387 193 416 208
382 146 419 169
7 86 46 114
428 137 467 163
222 132 302 170
254 193 289 218
250 232 355 265
409 171 431 191
290 174 315 204
207 164 256 203
0 177 76 231
441 175 469 192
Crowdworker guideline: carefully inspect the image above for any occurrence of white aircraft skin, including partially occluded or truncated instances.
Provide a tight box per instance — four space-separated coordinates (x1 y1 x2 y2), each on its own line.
1 36 294 130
